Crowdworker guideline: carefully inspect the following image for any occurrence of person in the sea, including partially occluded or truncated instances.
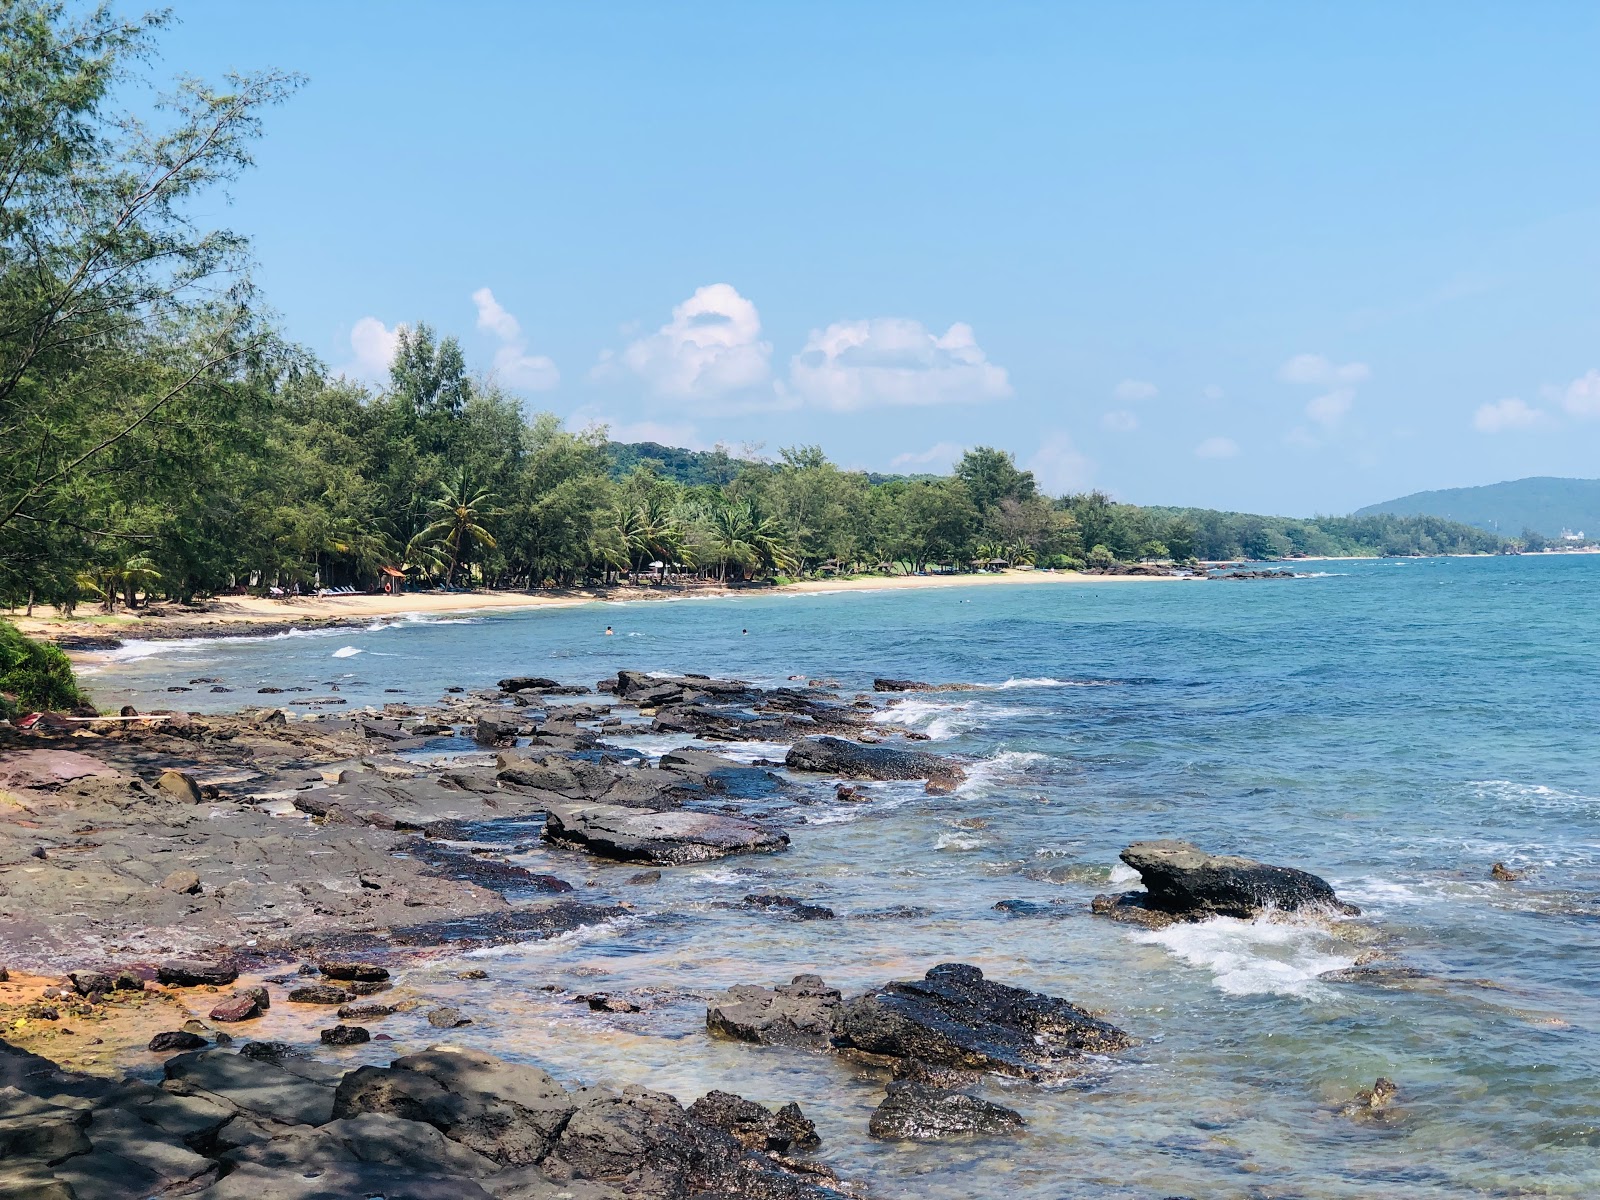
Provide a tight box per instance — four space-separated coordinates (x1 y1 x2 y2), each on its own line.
604 626 613 636
741 629 748 635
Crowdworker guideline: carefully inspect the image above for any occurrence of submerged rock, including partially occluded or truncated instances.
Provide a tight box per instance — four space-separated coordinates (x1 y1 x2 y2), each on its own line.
785 736 965 791
837 962 1130 1080
542 801 788 864
1341 1076 1399 1119
743 893 836 921
1092 839 1359 926
867 1081 1025 1140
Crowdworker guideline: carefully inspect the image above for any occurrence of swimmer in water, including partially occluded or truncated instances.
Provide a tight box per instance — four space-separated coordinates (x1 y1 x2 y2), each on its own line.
741 629 748 635
604 626 613 636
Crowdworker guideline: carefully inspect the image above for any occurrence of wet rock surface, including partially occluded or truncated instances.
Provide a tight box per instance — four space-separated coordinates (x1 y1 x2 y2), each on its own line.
836 963 1130 1080
785 736 965 790
867 1081 1025 1140
542 801 789 864
1091 839 1360 927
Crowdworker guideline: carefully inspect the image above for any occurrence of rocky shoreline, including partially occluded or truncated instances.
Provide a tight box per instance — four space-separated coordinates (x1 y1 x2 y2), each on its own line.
0 666 1369 1198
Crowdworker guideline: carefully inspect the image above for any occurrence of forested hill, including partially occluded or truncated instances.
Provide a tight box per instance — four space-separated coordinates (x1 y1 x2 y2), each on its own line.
606 441 926 487
1356 477 1600 538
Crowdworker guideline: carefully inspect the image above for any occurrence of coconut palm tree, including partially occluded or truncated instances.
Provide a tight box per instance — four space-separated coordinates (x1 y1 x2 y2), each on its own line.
417 472 500 587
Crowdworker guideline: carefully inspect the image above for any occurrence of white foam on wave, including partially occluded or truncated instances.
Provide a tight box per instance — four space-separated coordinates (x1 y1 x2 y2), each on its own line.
332 646 363 658
1107 862 1140 886
934 831 987 852
957 749 1050 794
1467 779 1600 811
1133 915 1355 999
982 677 1117 690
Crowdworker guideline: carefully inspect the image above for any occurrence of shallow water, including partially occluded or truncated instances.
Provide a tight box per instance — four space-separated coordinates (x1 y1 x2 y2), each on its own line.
89 556 1600 1197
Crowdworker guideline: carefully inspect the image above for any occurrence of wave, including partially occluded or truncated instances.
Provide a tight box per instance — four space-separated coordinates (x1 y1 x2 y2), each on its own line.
331 646 363 658
982 677 1120 690
1132 915 1355 999
956 749 1050 794
1467 779 1600 811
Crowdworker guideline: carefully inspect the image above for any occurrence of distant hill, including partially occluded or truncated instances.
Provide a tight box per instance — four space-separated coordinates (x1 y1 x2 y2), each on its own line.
1356 477 1600 537
606 441 927 487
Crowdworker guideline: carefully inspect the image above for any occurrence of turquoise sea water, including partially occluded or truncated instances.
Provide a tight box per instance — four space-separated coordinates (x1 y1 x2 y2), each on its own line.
88 555 1600 1197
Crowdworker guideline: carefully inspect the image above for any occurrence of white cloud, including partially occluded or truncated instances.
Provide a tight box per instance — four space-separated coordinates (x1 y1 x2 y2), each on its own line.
1561 368 1600 417
787 318 1011 411
1305 389 1354 427
1194 435 1240 459
1202 385 1225 400
491 345 560 391
891 442 965 470
472 287 521 341
472 286 559 391
1473 397 1546 433
342 316 401 382
1100 410 1139 433
1279 354 1370 386
1114 378 1158 401
615 283 772 401
1026 433 1093 495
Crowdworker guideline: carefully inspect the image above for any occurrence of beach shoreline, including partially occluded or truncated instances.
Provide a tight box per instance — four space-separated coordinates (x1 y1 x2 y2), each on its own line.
9 568 1198 650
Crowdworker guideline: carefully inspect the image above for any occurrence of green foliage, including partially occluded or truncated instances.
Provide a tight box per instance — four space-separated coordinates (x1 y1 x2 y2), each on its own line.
0 620 84 718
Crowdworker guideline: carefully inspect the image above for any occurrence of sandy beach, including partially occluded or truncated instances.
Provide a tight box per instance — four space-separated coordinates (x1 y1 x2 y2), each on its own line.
9 568 1197 646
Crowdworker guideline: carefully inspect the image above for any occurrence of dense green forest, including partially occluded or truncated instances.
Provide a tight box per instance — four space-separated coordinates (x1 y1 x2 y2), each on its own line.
0 3 1508 622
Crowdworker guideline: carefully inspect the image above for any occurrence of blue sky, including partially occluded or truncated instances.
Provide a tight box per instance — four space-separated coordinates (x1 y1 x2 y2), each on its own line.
157 1 1600 514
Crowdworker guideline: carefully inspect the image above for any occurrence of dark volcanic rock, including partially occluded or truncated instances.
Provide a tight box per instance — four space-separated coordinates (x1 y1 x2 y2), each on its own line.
872 678 973 693
158 958 239 987
289 984 353 1005
318 960 390 982
542 800 788 864
687 1089 820 1153
786 736 965 791
498 676 561 692
867 1080 1025 1140
743 893 836 921
298 901 629 956
1092 839 1360 926
706 974 843 1048
148 1030 208 1052
837 962 1130 1080
321 1024 371 1045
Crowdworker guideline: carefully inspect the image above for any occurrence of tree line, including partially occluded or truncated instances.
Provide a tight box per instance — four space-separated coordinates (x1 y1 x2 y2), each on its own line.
0 3 1507 619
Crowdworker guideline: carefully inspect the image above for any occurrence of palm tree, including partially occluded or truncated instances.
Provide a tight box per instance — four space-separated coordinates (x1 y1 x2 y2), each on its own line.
417 472 500 587
77 553 162 613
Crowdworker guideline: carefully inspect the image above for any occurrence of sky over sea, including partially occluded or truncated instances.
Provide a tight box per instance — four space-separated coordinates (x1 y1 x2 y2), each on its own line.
159 1 1600 515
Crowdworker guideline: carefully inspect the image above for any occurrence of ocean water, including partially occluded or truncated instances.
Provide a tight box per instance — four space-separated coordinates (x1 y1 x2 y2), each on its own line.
86 556 1600 1197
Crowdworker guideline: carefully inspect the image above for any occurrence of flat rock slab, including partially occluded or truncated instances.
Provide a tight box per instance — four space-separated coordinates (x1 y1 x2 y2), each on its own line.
0 749 121 789
1092 839 1360 925
164 1049 343 1126
838 962 1130 1080
785 736 965 789
542 801 788 864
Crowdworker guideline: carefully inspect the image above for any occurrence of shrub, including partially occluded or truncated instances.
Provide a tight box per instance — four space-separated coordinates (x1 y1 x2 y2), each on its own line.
0 621 88 720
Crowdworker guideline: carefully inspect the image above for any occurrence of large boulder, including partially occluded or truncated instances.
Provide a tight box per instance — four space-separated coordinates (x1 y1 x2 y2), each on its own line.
163 1049 342 1126
542 801 788 864
867 1081 1024 1140
837 963 1130 1080
785 737 964 791
1091 839 1360 927
706 975 843 1049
